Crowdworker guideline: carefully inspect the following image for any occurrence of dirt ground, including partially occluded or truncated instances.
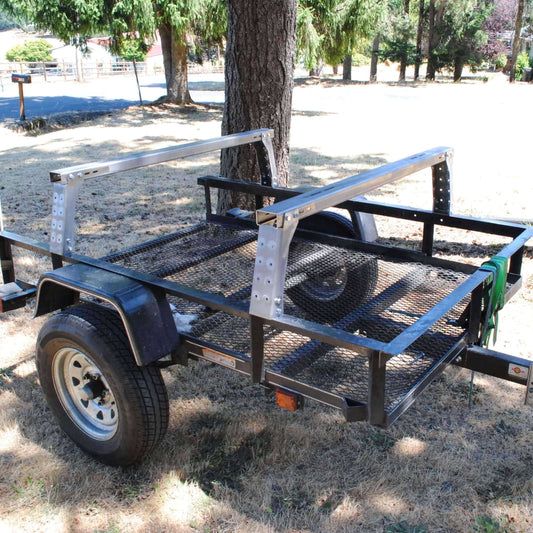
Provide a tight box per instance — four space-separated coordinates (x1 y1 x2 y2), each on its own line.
0 78 532 533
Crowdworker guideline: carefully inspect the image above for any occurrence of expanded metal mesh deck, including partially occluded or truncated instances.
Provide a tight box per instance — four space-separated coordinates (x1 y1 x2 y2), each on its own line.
104 222 469 412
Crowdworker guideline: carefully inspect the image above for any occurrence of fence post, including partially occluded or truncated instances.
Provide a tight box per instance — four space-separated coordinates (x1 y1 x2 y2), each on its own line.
43 62 47 81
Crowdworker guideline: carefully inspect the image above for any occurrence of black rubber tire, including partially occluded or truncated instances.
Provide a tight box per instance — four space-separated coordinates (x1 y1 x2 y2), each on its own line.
297 210 357 239
287 211 378 322
36 303 169 466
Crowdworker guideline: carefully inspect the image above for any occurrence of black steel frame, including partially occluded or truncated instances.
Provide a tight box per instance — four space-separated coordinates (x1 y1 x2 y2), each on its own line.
1 176 531 427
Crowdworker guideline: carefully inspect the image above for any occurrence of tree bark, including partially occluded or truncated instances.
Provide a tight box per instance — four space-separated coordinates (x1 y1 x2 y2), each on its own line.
370 35 380 82
414 0 424 80
509 0 525 83
218 0 297 212
399 0 410 82
453 56 464 82
159 23 192 104
426 0 436 80
132 59 143 105
342 55 352 80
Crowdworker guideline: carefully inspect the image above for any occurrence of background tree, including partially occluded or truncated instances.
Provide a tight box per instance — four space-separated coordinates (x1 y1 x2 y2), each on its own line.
5 39 53 62
0 4 20 29
117 39 148 104
368 1 394 82
509 0 526 81
399 0 411 80
0 0 226 104
483 0 518 61
426 0 444 79
218 0 297 212
381 0 417 81
414 0 426 80
296 0 381 79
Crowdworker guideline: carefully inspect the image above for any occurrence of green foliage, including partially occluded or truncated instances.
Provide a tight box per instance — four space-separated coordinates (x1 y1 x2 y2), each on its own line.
381 10 417 66
117 39 147 62
430 0 492 75
515 51 530 80
5 38 53 62
352 51 369 66
494 52 507 70
0 1 224 52
296 0 383 70
296 4 322 70
0 6 18 28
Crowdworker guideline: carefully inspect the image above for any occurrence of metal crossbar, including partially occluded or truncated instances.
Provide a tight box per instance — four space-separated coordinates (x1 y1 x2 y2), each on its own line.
256 146 452 226
47 129 277 256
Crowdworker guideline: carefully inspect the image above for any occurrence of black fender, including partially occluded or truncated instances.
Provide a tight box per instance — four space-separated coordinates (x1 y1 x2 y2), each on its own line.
35 263 179 366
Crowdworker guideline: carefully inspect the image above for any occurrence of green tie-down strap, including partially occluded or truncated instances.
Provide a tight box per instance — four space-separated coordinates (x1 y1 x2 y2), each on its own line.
479 256 509 346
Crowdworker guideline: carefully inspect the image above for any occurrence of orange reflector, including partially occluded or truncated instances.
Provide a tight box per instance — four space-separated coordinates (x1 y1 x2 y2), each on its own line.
275 388 300 412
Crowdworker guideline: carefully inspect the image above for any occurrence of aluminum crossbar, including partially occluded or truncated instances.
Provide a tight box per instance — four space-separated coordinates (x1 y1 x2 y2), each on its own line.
50 129 276 183
48 129 277 255
256 146 452 227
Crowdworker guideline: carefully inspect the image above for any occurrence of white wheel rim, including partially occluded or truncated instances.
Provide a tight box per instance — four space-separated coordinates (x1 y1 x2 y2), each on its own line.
52 347 118 441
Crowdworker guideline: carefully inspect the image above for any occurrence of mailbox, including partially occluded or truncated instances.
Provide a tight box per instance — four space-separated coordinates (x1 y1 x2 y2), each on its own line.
11 73 32 84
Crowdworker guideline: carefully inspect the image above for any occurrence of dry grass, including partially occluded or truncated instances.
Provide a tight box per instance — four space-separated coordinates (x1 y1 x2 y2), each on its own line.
0 81 532 533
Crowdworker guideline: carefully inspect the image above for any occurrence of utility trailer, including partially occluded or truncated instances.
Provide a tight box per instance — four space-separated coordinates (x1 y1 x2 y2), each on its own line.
1 129 532 466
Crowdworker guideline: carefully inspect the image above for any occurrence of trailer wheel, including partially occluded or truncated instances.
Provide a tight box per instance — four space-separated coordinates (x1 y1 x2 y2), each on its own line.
287 211 378 321
36 303 168 466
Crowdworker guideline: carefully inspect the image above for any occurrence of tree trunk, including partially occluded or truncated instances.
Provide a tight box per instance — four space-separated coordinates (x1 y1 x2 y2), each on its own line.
426 0 436 80
370 35 380 82
159 23 192 103
399 0 410 82
332 64 338 75
309 64 322 77
414 0 424 80
509 0 525 83
453 56 464 82
218 0 297 212
133 59 143 105
342 55 352 80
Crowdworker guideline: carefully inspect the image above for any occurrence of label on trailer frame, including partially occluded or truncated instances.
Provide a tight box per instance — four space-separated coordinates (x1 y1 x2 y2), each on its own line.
201 347 236 369
508 364 529 379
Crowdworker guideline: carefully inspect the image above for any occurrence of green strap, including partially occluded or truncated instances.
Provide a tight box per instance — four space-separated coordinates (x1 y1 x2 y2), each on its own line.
479 256 508 346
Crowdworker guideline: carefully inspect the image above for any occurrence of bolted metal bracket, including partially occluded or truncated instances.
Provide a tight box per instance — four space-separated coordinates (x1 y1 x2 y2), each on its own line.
49 178 82 255
249 216 298 318
257 130 279 187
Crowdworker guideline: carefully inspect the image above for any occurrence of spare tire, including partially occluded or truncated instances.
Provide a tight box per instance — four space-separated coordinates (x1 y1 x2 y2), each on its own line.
286 211 378 322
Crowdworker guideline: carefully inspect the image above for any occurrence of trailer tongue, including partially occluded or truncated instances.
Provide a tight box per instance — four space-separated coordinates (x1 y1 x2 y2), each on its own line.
1 129 531 465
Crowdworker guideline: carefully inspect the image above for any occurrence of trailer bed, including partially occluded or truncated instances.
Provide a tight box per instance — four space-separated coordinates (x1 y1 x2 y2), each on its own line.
102 220 470 414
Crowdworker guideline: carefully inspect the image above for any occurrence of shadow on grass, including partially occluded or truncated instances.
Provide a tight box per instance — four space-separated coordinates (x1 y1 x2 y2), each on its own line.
0 95 135 122
0 352 531 532
141 80 225 92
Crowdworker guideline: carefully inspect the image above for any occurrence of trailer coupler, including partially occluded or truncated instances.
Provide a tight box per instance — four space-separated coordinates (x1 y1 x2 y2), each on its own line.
455 345 533 405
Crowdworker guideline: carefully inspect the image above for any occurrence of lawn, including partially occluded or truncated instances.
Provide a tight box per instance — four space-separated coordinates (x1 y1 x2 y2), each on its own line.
0 78 532 532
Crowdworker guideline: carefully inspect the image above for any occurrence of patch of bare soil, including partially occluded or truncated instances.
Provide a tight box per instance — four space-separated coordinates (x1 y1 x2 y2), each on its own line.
0 82 531 532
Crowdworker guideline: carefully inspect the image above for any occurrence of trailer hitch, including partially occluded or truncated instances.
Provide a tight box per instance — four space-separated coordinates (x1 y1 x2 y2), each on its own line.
456 345 533 405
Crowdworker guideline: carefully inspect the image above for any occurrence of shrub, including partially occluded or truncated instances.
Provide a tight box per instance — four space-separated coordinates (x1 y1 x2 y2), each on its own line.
5 39 53 62
515 52 530 81
494 53 507 71
352 52 370 66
